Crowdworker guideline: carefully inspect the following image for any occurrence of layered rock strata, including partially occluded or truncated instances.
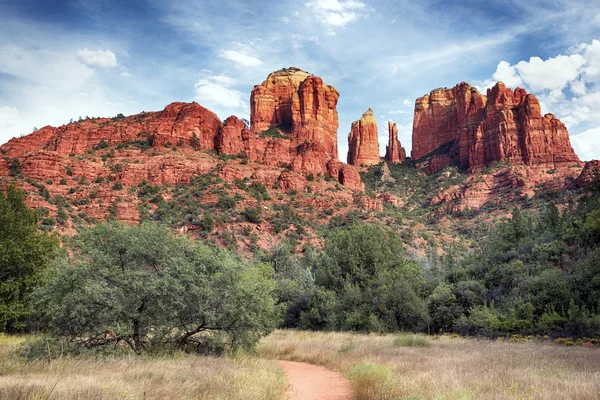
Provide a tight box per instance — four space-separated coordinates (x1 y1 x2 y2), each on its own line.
347 109 381 166
384 122 406 164
412 82 580 173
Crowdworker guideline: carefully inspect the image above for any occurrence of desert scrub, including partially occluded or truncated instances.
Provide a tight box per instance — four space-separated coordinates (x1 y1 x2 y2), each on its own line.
393 333 430 347
348 362 401 400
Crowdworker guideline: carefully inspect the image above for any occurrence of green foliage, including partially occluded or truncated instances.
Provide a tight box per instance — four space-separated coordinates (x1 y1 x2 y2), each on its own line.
93 139 109 150
34 223 278 355
190 132 201 150
0 186 59 332
393 333 430 347
6 158 21 177
217 194 238 210
242 206 262 224
259 126 288 139
301 223 427 332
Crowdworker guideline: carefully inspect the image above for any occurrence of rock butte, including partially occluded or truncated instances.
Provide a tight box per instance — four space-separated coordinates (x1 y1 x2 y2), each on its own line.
347 108 381 167
1 70 596 227
2 67 364 192
412 82 581 173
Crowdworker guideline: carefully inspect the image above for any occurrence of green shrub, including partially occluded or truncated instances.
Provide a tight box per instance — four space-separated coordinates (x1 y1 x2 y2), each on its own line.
242 207 263 224
393 334 430 347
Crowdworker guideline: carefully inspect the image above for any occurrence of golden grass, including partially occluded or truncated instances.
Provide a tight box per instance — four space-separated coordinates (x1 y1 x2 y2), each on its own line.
0 335 285 400
259 330 600 400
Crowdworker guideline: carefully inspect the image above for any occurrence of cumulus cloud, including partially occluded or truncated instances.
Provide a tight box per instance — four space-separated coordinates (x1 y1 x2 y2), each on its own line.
219 50 263 67
194 74 248 118
512 54 586 92
305 0 367 29
76 48 118 68
571 127 600 162
492 61 524 88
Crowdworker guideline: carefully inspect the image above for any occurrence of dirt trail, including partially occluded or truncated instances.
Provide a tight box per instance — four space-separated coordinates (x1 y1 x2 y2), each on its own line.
278 360 352 400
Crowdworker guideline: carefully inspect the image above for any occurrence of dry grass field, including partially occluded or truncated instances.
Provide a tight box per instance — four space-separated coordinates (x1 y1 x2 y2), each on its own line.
259 330 600 400
0 334 286 400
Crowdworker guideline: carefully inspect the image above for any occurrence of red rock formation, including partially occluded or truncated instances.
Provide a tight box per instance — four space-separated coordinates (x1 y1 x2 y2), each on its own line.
326 160 365 192
250 67 340 156
347 109 381 166
576 160 600 187
216 116 249 156
248 67 365 189
384 122 406 164
411 82 581 173
1 102 223 158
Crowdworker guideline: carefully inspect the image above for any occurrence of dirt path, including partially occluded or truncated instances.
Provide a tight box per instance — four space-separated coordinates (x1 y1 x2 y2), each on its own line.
278 360 352 400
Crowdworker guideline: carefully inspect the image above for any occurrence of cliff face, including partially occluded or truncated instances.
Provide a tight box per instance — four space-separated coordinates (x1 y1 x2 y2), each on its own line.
1 102 223 158
347 108 381 166
250 67 339 156
411 82 581 173
384 122 406 164
2 68 365 192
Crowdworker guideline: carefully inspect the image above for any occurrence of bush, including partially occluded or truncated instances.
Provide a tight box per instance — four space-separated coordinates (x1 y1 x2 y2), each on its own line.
393 333 430 347
34 223 278 355
242 207 263 224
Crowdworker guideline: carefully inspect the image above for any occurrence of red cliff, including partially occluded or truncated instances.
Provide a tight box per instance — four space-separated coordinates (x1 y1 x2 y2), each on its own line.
1 68 365 193
384 121 406 164
411 82 581 173
249 67 339 157
347 108 381 167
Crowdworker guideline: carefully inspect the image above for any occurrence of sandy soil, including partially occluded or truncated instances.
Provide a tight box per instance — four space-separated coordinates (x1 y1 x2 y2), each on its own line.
278 360 352 400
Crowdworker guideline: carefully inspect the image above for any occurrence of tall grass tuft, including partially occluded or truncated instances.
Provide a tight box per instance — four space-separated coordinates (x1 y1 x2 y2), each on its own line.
348 362 400 400
393 333 430 347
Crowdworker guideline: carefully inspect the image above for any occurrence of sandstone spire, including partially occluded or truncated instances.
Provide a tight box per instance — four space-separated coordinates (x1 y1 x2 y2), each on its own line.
347 108 381 166
384 121 406 164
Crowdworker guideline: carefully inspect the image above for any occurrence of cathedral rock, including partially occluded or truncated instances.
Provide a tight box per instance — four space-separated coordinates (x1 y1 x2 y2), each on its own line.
411 82 581 173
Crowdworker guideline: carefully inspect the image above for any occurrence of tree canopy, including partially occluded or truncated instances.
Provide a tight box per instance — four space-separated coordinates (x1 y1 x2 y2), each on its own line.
0 185 59 332
35 222 278 354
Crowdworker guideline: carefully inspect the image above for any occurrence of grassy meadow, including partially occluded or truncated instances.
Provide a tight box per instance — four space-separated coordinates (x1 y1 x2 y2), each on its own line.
259 330 600 400
0 334 286 400
1 330 599 400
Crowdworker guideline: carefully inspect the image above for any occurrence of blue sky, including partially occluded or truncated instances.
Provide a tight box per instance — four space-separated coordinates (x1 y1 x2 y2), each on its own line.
1 0 599 161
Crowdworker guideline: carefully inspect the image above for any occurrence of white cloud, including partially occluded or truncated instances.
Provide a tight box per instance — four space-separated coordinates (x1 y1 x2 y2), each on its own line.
76 48 118 68
581 39 600 84
0 106 20 138
480 39 600 161
219 50 263 67
571 127 600 161
305 0 367 29
194 74 248 119
512 54 586 92
492 61 524 88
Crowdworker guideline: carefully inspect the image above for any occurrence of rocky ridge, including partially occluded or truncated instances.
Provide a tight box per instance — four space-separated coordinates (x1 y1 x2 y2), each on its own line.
412 82 581 173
